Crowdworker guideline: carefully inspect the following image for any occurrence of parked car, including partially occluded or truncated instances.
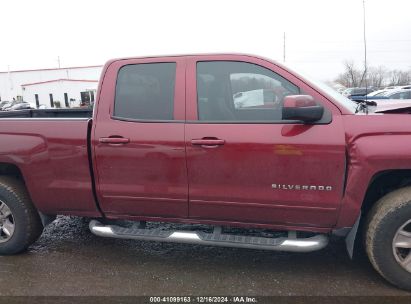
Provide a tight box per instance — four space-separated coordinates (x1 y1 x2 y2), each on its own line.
0 100 10 108
381 89 411 100
1 100 25 111
342 87 375 99
351 88 411 102
0 101 13 111
1 54 411 290
4 102 32 111
366 89 388 97
382 85 411 90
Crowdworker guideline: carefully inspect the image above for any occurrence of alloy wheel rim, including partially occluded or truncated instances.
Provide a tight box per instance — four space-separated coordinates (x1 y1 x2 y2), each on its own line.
0 200 15 243
392 219 411 273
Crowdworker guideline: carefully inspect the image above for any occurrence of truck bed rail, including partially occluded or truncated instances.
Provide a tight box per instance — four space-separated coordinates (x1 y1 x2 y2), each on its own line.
0 108 93 119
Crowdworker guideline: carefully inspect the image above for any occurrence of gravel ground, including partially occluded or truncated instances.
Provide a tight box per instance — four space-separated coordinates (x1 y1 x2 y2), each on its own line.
0 216 410 296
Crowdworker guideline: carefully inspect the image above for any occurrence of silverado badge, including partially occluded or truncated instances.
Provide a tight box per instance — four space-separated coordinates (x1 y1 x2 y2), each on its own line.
271 184 333 191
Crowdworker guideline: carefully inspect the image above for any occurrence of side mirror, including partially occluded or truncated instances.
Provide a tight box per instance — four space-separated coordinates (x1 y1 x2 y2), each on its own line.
282 95 324 122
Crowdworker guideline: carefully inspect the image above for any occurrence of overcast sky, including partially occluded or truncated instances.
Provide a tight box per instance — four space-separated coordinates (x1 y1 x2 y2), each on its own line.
1 0 410 81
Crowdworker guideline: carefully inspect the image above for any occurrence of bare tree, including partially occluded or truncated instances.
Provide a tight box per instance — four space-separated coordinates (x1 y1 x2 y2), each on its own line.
388 70 411 86
335 61 411 88
367 66 388 88
336 60 363 87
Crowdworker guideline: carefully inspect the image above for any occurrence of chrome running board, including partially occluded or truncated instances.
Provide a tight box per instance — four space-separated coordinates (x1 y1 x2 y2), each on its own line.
89 220 328 252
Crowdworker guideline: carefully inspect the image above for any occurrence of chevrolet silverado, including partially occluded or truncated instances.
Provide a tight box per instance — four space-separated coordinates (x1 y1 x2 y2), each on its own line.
0 54 411 290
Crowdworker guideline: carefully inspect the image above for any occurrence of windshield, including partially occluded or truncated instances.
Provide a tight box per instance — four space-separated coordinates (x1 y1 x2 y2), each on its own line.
287 68 357 113
369 91 385 96
313 80 357 112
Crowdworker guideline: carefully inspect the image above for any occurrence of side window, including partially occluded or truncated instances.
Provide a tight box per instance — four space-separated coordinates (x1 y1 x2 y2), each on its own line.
114 62 176 120
197 61 300 121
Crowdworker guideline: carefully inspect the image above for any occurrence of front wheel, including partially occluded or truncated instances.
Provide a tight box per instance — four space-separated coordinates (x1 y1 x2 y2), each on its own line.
365 186 411 290
0 177 43 255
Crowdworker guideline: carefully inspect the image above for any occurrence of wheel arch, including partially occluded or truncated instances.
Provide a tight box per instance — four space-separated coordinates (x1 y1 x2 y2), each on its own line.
0 163 25 184
347 169 411 258
361 169 411 215
0 163 55 226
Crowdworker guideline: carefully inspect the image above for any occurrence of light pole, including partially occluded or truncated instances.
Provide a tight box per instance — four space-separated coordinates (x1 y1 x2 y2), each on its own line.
363 0 368 92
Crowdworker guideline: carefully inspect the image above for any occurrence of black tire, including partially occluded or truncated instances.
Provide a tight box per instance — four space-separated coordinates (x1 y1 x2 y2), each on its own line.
0 176 43 255
365 186 411 290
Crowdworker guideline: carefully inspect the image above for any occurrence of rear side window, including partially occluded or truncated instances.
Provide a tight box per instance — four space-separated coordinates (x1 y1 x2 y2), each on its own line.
114 62 176 120
197 61 300 121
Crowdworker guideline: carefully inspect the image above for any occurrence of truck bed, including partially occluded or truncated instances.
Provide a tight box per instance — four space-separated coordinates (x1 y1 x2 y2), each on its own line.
0 117 99 217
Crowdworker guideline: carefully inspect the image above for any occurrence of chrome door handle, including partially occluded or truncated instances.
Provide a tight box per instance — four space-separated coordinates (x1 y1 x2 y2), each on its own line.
191 138 225 148
99 137 130 144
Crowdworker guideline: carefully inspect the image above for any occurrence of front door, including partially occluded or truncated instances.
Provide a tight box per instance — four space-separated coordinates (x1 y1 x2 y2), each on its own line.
93 58 188 218
185 56 346 228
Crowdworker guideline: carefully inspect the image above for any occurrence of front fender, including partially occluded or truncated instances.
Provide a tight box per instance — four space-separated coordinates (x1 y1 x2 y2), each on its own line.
337 115 411 228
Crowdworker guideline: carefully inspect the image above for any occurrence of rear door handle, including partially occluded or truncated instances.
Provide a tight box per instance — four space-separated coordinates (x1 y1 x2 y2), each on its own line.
99 137 130 145
191 138 225 148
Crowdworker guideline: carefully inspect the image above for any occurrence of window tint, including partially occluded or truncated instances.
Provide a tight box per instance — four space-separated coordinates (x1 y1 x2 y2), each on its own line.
197 61 300 121
114 63 176 120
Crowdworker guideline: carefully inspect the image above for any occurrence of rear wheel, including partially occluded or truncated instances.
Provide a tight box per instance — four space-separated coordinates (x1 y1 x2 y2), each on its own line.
0 200 15 243
392 219 411 273
0 177 43 255
365 186 411 290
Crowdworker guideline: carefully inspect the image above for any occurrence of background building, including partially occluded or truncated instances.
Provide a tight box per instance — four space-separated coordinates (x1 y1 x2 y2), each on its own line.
0 65 102 108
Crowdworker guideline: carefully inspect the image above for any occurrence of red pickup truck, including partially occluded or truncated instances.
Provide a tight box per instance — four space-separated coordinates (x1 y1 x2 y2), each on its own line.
1 54 411 290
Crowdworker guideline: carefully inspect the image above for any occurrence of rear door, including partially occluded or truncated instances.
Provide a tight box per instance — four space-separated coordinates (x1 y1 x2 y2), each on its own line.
93 57 188 218
185 55 346 228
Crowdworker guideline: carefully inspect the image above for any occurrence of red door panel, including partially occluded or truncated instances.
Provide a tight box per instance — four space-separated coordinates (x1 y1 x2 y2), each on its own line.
185 55 346 228
95 122 187 217
185 121 346 227
92 57 188 218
